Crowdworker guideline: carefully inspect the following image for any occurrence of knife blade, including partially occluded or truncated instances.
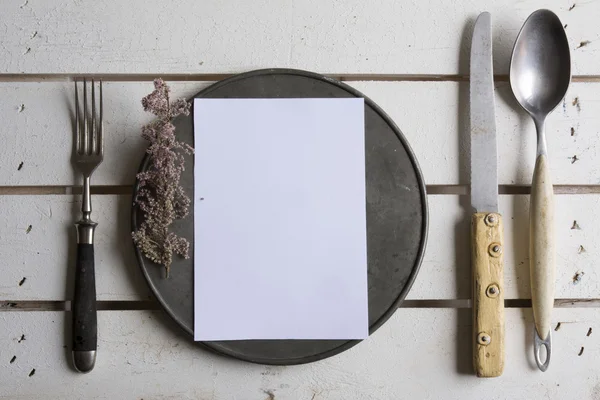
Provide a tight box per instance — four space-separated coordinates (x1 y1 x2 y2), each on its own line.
470 12 505 378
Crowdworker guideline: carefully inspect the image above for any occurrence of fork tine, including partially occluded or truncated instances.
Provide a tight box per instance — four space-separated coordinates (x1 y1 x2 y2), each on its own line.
74 80 81 154
82 78 89 155
91 79 97 155
98 80 103 157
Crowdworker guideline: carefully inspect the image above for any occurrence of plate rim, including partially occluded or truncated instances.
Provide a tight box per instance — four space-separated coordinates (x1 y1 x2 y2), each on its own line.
131 68 429 365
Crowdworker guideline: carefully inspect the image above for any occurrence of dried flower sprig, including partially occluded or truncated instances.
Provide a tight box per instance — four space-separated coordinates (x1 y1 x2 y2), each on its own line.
132 79 194 277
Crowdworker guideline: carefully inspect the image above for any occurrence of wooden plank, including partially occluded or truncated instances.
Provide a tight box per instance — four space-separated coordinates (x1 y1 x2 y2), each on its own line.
417 195 600 300
1 81 600 186
1 194 600 301
351 80 600 186
0 81 205 187
0 195 150 301
0 308 598 399
1 1 598 75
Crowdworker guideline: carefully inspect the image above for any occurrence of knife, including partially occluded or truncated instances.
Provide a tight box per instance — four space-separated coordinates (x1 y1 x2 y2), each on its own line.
470 12 504 378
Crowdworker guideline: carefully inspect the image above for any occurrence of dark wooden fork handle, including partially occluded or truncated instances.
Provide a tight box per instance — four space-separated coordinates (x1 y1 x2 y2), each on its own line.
72 243 97 373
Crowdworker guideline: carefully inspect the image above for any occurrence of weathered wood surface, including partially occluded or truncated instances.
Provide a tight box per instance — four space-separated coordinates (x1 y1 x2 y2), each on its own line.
1 81 599 186
0 194 599 302
1 309 599 399
0 0 598 75
1 0 600 398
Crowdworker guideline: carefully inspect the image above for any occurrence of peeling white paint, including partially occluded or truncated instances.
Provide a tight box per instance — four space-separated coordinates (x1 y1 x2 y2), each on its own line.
0 0 597 74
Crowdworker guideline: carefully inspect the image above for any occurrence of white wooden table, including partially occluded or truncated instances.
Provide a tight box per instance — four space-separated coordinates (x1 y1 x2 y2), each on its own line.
1 1 599 398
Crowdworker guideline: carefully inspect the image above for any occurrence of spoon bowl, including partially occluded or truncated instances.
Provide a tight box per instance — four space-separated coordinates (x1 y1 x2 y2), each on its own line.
510 9 571 119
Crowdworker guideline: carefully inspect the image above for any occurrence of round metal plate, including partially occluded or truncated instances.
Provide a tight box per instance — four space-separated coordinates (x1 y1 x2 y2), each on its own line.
132 68 428 365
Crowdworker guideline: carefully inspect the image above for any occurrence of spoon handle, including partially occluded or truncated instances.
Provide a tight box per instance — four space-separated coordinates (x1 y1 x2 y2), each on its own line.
530 153 555 371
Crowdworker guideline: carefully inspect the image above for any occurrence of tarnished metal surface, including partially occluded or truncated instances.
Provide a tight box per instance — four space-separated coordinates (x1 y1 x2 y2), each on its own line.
132 69 428 365
470 12 498 214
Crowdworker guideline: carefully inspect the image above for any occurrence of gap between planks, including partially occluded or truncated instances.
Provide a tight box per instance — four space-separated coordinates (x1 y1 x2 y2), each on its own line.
1 185 600 196
1 299 599 312
427 185 600 195
0 73 600 83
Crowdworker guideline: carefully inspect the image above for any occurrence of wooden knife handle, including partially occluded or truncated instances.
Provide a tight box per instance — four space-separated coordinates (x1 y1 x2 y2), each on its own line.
472 212 505 377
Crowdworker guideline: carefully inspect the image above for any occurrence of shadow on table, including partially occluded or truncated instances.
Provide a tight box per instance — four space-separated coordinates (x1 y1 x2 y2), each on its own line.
453 15 475 376
62 89 78 372
495 75 537 371
116 189 155 300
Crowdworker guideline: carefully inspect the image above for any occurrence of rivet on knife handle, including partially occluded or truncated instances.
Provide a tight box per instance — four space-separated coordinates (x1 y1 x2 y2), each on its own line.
472 212 505 377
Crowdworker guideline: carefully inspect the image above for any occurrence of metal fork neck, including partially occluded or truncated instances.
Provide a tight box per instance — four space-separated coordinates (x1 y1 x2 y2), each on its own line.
82 176 92 218
76 175 97 244
533 117 548 157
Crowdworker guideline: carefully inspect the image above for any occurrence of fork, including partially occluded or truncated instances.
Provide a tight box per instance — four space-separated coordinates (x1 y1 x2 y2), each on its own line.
72 79 103 373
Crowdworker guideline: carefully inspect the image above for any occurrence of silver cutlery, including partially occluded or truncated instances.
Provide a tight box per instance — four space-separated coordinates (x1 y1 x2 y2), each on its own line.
72 79 104 373
509 9 571 371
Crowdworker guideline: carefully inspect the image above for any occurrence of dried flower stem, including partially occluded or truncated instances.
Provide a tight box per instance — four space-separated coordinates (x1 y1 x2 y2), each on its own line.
132 79 194 277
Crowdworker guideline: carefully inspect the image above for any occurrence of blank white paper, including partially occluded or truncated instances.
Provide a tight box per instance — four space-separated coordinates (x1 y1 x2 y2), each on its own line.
193 98 368 341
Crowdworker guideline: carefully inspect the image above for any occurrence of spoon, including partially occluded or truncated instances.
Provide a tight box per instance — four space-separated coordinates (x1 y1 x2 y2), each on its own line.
509 9 571 372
